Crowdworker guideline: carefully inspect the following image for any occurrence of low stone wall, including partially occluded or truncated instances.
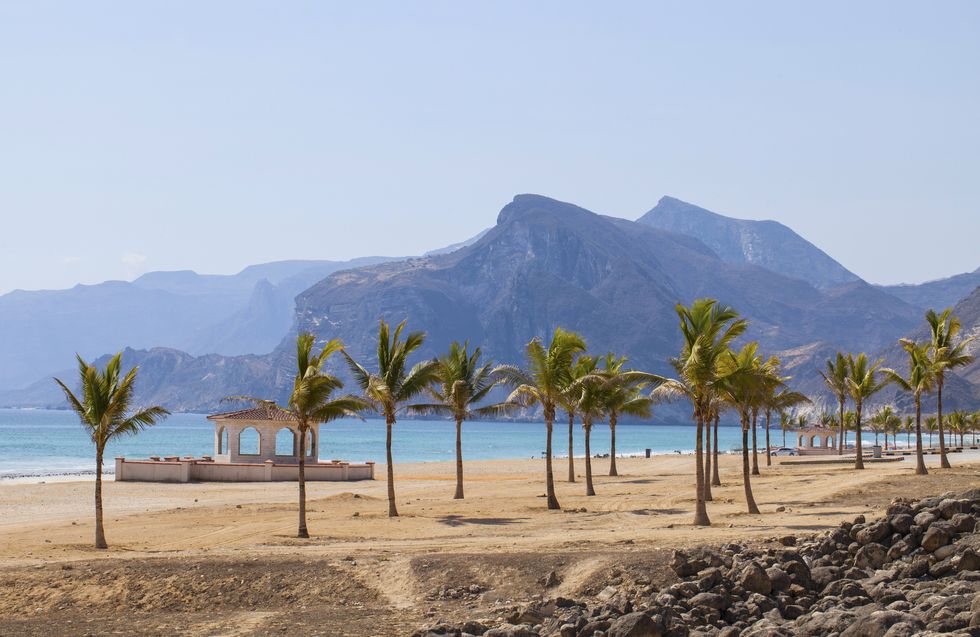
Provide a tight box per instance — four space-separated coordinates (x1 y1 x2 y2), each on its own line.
115 457 375 483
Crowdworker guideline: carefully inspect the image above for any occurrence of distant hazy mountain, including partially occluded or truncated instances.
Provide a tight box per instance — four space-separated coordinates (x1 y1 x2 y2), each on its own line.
6 194 974 416
876 268 980 312
638 196 860 289
0 257 397 390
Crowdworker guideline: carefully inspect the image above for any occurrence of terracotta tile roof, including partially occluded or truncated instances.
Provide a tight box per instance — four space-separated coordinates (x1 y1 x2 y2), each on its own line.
207 404 297 422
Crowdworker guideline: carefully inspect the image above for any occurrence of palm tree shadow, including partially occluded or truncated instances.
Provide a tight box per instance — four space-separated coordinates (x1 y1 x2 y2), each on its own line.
630 508 685 516
437 515 526 527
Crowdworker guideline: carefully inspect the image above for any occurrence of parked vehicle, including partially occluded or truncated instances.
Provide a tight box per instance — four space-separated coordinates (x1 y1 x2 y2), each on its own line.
770 447 798 457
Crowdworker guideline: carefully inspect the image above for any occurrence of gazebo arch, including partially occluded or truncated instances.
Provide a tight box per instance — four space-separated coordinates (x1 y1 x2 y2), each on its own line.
239 427 261 455
275 427 297 456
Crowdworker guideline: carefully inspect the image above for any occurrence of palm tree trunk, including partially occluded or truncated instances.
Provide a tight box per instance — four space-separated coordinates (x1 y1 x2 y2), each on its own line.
914 394 927 475
854 403 864 470
95 448 108 549
454 417 464 499
765 410 772 467
937 378 951 468
567 413 575 483
693 411 710 526
751 410 760 476
704 416 713 501
545 417 560 510
584 423 595 496
712 413 721 487
386 419 398 517
741 416 760 514
838 398 845 455
298 425 310 537
608 415 618 477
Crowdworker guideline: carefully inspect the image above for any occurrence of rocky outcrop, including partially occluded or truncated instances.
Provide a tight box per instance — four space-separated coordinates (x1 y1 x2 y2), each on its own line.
412 489 980 636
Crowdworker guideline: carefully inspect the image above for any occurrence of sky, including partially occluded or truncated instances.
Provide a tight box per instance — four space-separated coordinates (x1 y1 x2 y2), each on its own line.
1 1 978 294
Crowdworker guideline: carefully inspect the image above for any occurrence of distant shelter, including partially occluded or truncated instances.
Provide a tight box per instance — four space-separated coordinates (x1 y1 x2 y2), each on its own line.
792 427 838 455
115 404 374 482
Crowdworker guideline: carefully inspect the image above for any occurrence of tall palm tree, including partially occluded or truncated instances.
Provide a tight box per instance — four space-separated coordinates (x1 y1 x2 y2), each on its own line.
882 340 934 475
232 333 367 537
344 319 440 517
656 299 747 527
496 327 587 510
559 354 593 483
54 353 169 548
845 353 889 470
410 341 505 499
925 308 976 468
596 353 656 477
819 353 850 456
715 342 775 515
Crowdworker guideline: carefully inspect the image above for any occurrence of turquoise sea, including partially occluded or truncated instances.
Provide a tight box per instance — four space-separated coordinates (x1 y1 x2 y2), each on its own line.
0 408 757 479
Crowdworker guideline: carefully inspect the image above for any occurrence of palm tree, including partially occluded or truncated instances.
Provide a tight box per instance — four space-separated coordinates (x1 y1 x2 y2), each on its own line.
559 354 593 483
902 415 914 448
344 319 440 517
867 409 886 446
819 353 850 456
657 299 747 526
496 327 587 510
572 356 603 496
596 353 655 477
232 333 367 536
715 342 775 515
54 353 169 548
925 416 938 449
947 410 967 448
845 353 889 470
709 402 723 488
925 308 976 468
970 411 980 446
881 407 901 449
882 340 935 475
764 386 808 466
410 341 505 499
779 410 792 447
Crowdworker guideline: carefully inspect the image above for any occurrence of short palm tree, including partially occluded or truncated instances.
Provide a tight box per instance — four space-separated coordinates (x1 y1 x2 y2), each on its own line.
925 416 937 448
596 353 656 477
655 299 747 526
845 353 889 470
902 415 914 447
231 333 367 537
765 388 809 464
947 410 967 447
496 327 587 510
925 308 976 468
54 353 169 548
715 342 774 515
882 340 934 475
819 353 850 456
344 319 440 517
573 356 603 496
411 341 506 499
559 354 593 483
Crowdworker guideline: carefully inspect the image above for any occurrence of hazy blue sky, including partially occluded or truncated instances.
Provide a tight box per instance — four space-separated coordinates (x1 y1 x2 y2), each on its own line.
1 1 978 294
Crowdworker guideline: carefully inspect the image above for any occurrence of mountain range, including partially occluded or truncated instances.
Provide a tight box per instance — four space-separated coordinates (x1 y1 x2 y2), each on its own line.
2 194 977 417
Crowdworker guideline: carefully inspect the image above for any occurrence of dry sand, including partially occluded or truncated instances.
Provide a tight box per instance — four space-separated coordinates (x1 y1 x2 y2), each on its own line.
1 451 978 636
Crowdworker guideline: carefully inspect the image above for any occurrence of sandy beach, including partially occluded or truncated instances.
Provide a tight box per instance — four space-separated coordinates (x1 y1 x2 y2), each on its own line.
1 451 978 636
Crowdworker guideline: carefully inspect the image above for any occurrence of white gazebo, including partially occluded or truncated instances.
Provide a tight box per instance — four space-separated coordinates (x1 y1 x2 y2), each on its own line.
209 404 317 465
793 427 838 455
114 404 374 482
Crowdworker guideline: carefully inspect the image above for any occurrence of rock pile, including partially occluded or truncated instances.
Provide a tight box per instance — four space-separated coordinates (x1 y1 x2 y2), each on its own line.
412 488 980 637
